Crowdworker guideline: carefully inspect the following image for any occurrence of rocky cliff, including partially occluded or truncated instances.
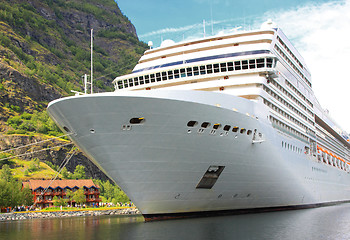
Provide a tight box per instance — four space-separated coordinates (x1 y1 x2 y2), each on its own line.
0 0 147 180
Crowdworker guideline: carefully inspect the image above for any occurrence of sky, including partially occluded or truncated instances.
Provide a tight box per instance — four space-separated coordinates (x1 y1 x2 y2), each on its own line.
116 0 350 132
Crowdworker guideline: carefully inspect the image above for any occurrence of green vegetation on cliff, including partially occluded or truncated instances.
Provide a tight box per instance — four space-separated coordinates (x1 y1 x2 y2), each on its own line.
0 0 147 122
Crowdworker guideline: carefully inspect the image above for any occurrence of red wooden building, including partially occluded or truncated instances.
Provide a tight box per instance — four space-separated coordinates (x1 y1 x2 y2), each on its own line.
23 179 101 209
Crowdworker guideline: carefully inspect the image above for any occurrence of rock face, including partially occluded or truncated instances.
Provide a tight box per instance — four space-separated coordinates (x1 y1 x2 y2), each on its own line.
0 133 110 180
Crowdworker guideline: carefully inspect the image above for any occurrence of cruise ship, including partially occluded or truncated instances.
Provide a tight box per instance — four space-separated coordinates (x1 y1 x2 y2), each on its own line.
47 20 350 221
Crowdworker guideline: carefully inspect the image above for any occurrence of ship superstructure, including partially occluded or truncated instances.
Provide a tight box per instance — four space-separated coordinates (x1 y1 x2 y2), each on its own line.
47 21 350 220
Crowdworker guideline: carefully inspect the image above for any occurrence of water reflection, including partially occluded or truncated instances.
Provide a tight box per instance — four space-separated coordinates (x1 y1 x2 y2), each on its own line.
1 204 350 240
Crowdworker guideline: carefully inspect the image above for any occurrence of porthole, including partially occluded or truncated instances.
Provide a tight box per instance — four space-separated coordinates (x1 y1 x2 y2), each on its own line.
201 122 211 128
247 130 252 135
187 121 198 127
213 123 221 130
223 125 231 131
63 126 71 133
90 129 95 134
232 126 239 132
130 117 145 124
240 128 246 134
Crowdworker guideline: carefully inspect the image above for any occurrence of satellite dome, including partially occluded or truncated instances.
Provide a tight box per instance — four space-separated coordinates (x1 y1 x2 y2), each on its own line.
260 19 277 30
160 39 175 48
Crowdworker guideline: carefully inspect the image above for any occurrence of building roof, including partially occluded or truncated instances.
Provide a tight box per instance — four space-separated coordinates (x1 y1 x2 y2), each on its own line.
22 179 99 190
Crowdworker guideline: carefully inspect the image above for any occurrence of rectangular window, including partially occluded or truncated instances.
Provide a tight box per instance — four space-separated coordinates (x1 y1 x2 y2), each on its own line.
180 68 186 77
134 77 139 86
168 70 173 79
256 58 265 68
220 63 227 72
193 66 199 76
186 67 193 76
267 58 273 68
139 76 144 85
124 79 128 88
162 71 167 80
150 74 155 82
234 61 241 70
128 78 133 87
227 62 234 71
242 60 248 69
145 75 150 83
249 59 256 69
156 72 161 81
200 66 206 75
174 69 180 78
206 64 213 74
213 63 220 73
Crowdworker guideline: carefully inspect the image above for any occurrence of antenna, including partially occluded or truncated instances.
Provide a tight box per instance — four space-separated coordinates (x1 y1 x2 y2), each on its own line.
90 28 93 94
203 19 206 38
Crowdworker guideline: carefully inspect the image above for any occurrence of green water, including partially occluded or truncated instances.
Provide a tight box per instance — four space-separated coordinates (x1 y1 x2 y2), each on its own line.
1 204 350 240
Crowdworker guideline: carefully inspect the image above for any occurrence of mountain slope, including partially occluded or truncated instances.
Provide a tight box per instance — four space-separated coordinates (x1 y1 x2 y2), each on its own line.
0 0 147 180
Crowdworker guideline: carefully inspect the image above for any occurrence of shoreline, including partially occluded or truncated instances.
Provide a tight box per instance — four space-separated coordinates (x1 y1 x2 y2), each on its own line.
0 207 141 222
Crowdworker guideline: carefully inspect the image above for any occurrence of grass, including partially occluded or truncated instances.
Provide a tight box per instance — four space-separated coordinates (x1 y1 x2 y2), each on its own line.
11 158 62 180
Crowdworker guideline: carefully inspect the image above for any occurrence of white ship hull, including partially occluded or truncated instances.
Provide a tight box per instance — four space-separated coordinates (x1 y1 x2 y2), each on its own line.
48 90 350 220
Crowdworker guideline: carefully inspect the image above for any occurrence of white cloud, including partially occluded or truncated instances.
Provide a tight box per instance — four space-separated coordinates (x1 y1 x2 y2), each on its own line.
259 0 350 131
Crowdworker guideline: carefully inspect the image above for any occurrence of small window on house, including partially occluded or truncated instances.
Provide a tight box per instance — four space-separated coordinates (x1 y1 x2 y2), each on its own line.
232 126 239 132
130 117 145 124
187 121 198 127
201 122 211 128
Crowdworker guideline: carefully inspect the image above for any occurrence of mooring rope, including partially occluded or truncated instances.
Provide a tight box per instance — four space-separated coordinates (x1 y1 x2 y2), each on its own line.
0 132 73 154
0 142 73 161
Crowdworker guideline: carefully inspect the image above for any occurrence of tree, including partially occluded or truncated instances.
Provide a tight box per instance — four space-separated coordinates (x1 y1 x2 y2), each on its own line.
53 196 67 207
72 165 86 179
65 189 74 206
0 164 13 182
61 167 72 179
73 189 86 207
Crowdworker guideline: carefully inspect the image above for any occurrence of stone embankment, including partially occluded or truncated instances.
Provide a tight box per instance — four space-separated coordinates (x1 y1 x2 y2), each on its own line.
0 207 140 221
